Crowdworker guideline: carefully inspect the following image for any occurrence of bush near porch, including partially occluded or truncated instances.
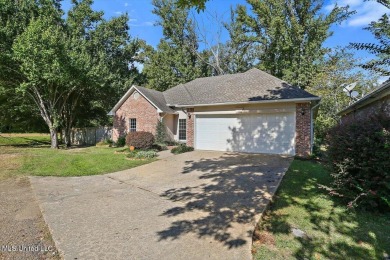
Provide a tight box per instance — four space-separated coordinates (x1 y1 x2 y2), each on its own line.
125 131 155 149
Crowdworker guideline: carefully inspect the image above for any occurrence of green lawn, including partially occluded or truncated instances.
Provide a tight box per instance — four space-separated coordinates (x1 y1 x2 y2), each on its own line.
0 134 154 178
253 160 390 260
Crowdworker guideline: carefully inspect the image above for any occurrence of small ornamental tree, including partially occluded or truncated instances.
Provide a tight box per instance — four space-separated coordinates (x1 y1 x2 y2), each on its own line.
326 109 390 211
126 131 155 149
155 120 168 144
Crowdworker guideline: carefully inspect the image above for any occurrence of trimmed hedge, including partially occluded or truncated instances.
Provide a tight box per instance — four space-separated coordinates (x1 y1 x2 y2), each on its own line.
326 111 390 210
126 131 155 149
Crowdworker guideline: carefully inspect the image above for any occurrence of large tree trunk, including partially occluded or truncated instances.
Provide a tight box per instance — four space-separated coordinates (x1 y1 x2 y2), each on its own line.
49 128 59 149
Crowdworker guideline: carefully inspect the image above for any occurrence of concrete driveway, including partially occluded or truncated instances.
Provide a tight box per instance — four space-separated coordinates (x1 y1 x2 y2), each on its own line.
30 151 292 260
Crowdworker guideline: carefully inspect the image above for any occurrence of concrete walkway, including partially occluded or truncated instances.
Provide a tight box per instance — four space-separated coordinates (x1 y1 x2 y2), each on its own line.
30 151 292 260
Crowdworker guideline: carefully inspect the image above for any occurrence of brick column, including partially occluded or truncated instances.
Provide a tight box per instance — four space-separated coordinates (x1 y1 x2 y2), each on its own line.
295 103 311 157
186 108 194 147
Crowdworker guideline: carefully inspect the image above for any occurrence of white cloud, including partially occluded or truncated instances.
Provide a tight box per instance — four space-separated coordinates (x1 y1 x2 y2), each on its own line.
124 2 128 7
129 21 154 27
325 0 389 27
129 18 137 22
115 11 122 15
143 21 154 26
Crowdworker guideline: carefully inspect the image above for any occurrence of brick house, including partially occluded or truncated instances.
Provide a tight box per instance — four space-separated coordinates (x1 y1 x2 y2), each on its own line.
338 80 390 123
109 68 320 157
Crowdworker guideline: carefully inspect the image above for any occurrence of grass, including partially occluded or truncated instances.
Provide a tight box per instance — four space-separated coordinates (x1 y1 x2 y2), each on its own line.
253 160 390 260
0 134 154 178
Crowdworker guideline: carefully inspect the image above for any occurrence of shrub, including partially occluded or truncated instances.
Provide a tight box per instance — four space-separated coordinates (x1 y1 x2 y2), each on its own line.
166 140 180 146
116 136 126 147
135 150 157 159
155 120 168 144
126 150 138 158
126 150 157 159
326 111 390 211
151 143 168 151
96 139 113 147
126 131 155 149
171 143 194 154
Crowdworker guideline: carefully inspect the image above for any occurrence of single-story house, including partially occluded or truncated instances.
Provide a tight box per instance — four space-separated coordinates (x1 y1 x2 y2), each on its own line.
109 68 320 157
338 80 390 123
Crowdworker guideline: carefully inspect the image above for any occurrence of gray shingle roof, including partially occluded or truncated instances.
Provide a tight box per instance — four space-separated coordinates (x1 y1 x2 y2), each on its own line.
136 86 176 113
163 68 319 106
110 68 320 115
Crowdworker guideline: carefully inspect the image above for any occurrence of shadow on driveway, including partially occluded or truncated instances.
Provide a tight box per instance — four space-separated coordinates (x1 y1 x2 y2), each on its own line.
157 152 292 249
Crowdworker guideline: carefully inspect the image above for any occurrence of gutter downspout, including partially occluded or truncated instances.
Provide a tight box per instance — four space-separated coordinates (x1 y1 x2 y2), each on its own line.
310 101 321 154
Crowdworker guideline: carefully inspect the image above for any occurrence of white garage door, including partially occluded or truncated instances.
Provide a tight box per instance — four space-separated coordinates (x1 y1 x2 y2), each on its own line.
195 113 295 155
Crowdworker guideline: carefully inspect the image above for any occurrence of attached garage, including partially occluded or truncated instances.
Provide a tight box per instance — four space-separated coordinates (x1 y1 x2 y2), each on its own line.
111 68 320 157
195 112 296 155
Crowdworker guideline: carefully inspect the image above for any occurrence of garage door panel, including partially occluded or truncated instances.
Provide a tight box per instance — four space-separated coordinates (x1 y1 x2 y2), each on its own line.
195 113 295 155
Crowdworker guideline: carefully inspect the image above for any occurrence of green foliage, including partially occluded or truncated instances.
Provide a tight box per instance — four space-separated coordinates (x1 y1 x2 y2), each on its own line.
152 143 168 151
175 0 209 12
96 139 113 147
127 150 158 159
234 0 353 88
116 136 126 147
142 0 202 91
155 120 169 144
350 1 389 75
126 131 155 149
0 0 47 133
0 0 143 147
327 111 390 210
171 143 194 154
307 48 378 142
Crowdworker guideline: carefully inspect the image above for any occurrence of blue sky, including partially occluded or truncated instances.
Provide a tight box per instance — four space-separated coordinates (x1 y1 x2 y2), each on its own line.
61 0 389 80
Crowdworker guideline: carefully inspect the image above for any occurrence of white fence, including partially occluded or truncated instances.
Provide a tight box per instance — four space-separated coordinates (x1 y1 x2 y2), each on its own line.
69 126 112 146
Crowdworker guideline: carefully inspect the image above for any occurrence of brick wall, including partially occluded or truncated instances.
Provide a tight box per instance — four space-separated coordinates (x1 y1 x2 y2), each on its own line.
186 108 194 147
295 103 311 157
112 90 159 142
341 96 389 124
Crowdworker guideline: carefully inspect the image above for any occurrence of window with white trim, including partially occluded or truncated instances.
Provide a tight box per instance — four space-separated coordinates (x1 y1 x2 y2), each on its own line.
179 119 186 140
129 118 137 132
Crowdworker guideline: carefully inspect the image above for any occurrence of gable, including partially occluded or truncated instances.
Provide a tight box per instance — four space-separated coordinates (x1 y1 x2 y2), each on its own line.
108 86 174 115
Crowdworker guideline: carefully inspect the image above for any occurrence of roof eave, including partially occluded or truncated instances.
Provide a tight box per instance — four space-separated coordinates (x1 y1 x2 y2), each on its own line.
338 83 390 116
108 85 176 115
167 97 321 108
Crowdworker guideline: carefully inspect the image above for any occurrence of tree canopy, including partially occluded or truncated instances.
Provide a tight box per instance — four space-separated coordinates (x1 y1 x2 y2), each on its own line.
351 0 390 76
234 0 353 88
142 0 203 91
1 0 143 147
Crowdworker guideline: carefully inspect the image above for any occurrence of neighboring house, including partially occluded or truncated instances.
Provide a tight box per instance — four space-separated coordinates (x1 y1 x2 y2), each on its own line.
338 80 390 123
109 68 320 157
